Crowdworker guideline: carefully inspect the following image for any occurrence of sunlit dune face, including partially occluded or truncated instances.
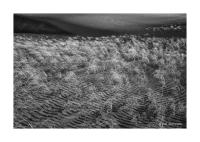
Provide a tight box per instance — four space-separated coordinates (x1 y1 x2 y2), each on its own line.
61 14 185 30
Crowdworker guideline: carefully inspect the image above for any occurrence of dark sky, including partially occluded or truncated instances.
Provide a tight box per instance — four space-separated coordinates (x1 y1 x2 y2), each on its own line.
14 14 186 36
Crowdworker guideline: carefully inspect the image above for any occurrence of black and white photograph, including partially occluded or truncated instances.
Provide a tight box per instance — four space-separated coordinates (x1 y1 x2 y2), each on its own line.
13 14 187 128
2 0 200 141
13 14 186 128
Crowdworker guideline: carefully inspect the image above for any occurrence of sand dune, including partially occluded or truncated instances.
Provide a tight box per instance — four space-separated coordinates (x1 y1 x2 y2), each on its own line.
14 14 186 36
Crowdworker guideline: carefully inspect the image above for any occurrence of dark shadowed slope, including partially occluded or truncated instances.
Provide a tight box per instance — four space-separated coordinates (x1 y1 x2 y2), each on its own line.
14 14 186 36
14 15 73 34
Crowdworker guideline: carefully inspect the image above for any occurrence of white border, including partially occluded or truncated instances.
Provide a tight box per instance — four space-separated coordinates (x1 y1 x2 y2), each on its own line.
0 0 200 142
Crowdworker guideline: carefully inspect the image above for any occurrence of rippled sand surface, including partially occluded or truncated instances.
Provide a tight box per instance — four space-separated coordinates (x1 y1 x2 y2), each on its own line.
14 34 186 128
